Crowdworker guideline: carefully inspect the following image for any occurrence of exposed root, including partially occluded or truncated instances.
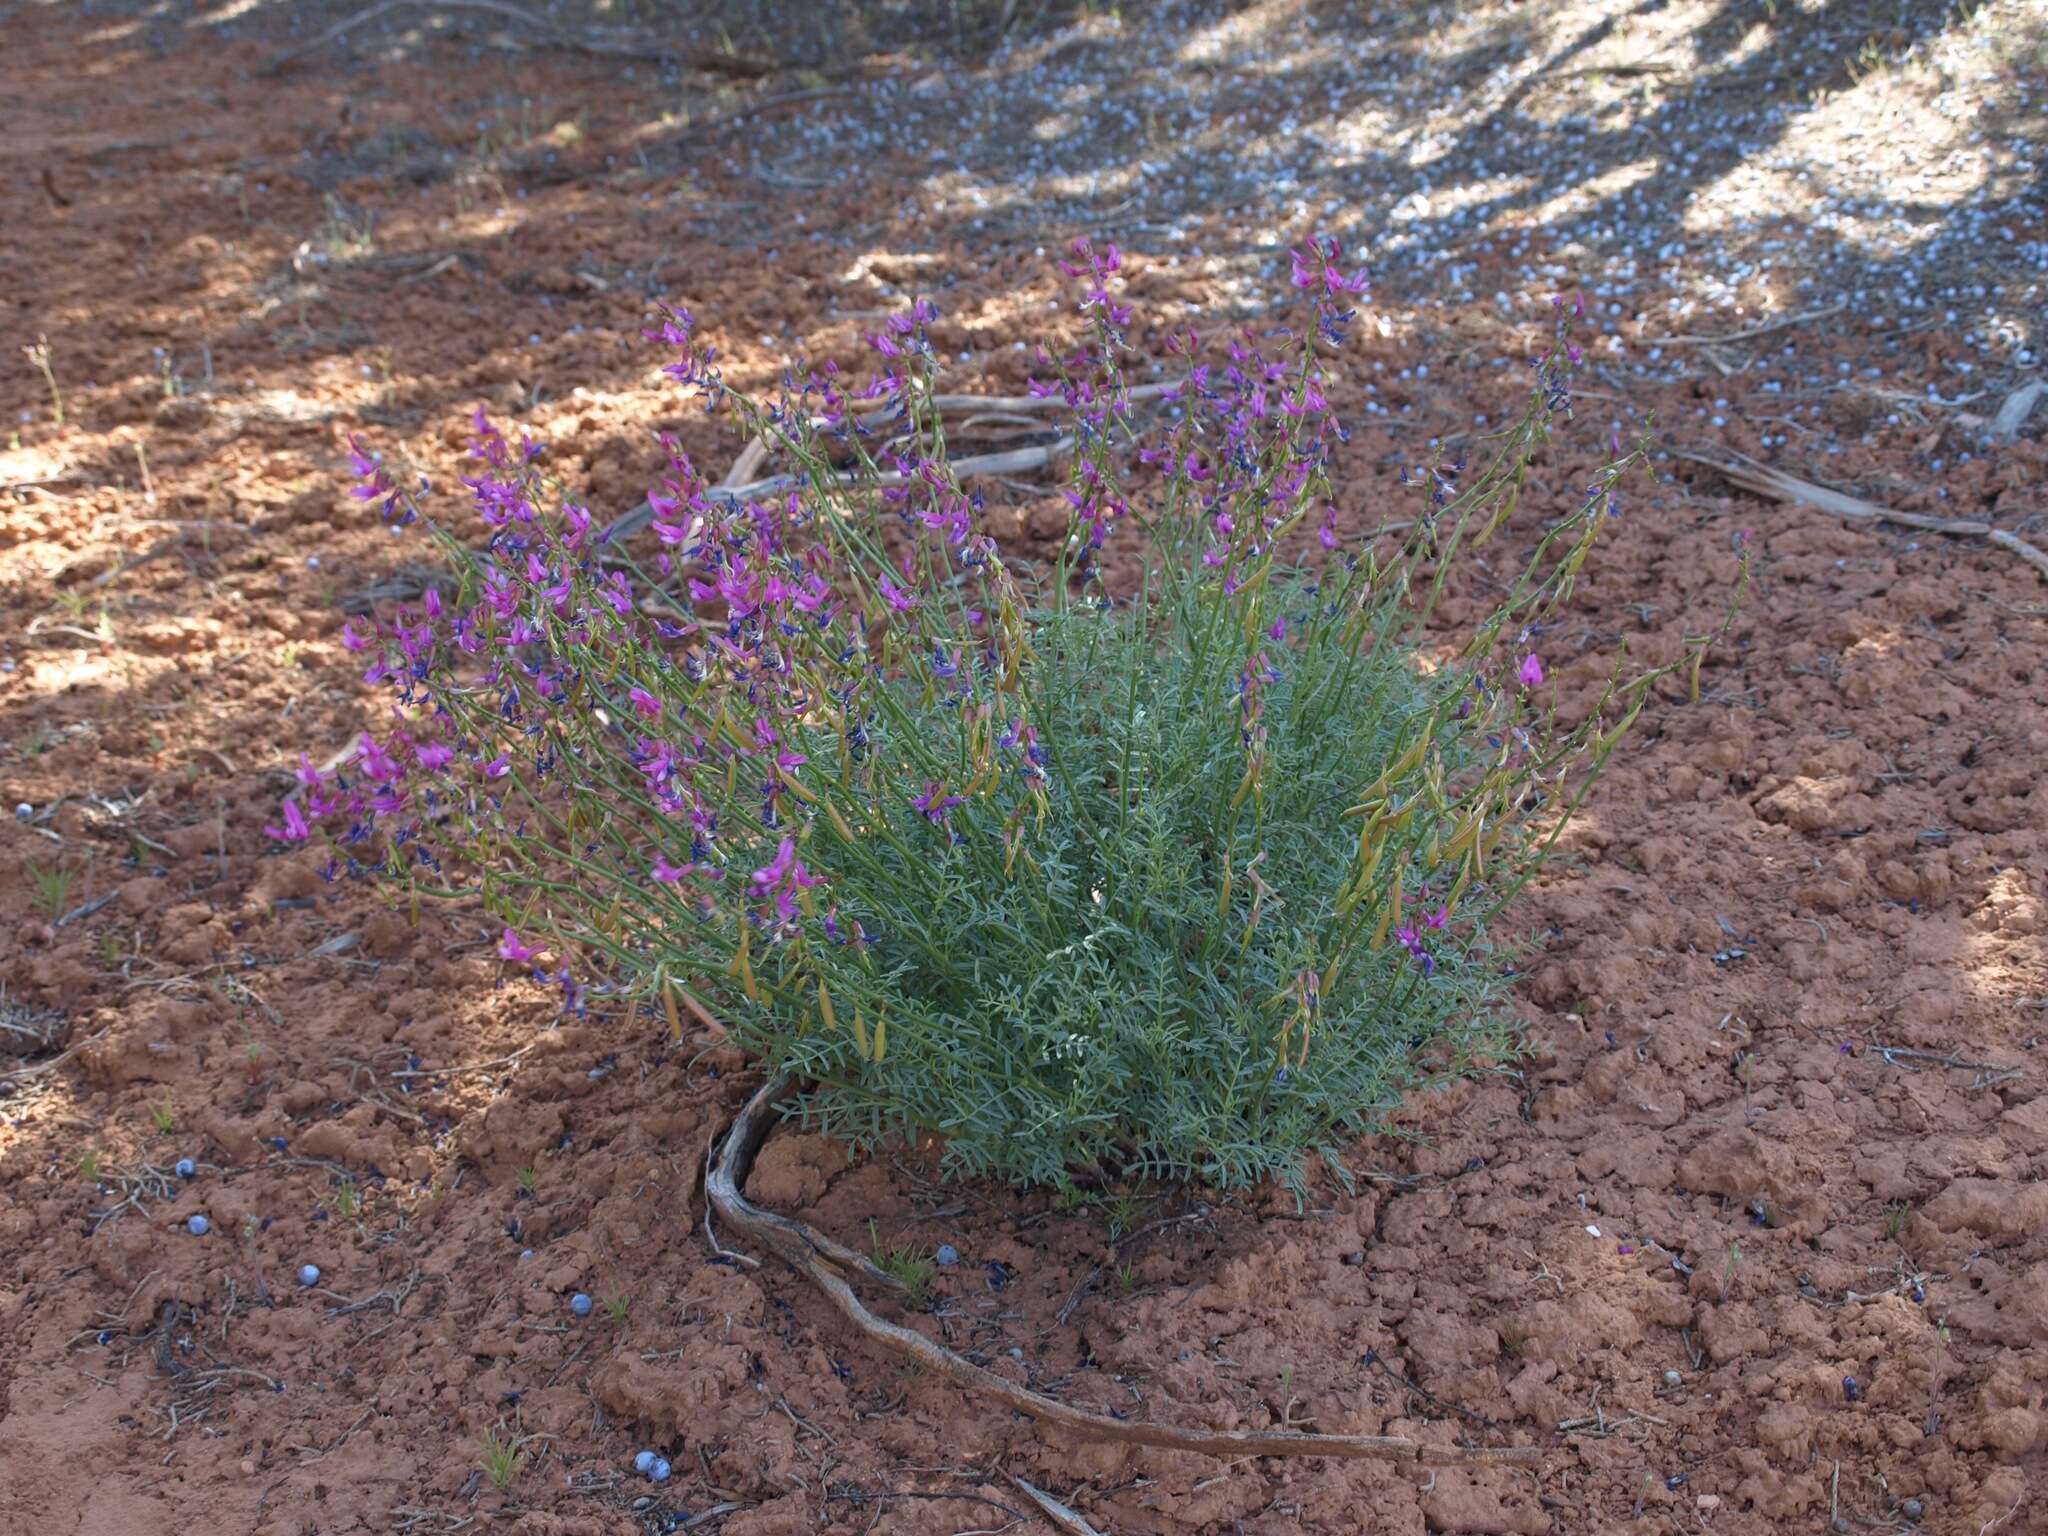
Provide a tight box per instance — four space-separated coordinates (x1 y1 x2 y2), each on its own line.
707 1074 1541 1467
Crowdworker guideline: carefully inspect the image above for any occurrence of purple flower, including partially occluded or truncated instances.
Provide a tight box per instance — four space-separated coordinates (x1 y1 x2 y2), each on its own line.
629 688 662 721
1518 654 1545 689
264 799 310 843
912 781 965 826
1290 237 1369 299
751 836 798 891
497 928 544 964
750 835 821 921
877 575 918 613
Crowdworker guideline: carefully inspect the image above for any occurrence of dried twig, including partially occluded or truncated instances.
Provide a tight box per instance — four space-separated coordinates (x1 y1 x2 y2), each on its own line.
1007 1474 1105 1536
1649 301 1845 348
1675 447 2048 583
605 438 1074 545
707 1075 1539 1466
605 379 1181 545
261 0 777 74
0 1027 108 1083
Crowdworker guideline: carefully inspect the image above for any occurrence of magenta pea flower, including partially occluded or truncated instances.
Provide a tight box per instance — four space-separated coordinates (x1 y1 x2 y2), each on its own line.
264 799 310 843
629 688 662 721
751 836 798 892
877 574 918 613
1517 653 1545 689
912 781 965 826
1290 236 1369 299
651 855 689 883
497 928 544 964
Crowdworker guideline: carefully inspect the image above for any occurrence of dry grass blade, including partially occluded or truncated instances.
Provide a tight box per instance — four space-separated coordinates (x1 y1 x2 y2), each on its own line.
1675 447 2048 584
707 1075 1540 1466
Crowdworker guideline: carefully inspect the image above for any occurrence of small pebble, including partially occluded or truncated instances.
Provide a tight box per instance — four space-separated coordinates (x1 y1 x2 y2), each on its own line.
1842 1375 1861 1402
240 1458 256 1477
187 1214 210 1236
934 1243 959 1267
1665 1474 1687 1491
520 1248 535 1261
1341 1250 1366 1266
649 1458 672 1483
1902 1498 1924 1523
634 1450 656 1474
298 1264 321 1287
1663 1369 1683 1388
570 1292 594 1317
174 1157 196 1179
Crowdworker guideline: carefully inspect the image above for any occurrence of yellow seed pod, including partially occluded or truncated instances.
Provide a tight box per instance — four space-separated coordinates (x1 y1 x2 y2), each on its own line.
1443 812 1481 861
871 1016 888 1063
817 980 837 1032
661 978 682 1039
851 1009 870 1056
826 800 857 843
1371 870 1404 948
1216 851 1233 917
1230 762 1257 811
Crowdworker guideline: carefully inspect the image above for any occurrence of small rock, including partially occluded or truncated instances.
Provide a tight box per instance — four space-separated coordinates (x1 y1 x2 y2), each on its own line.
570 1292 593 1317
1664 1369 1684 1388
1901 1498 1924 1523
298 1264 321 1287
187 1214 210 1236
634 1450 656 1474
1341 1250 1366 1266
934 1243 959 1267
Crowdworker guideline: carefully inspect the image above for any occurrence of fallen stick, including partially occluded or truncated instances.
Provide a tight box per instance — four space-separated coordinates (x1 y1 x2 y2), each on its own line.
262 0 774 75
1674 446 2048 584
607 378 1183 545
706 1074 1541 1466
605 437 1073 544
1008 1474 1106 1536
1649 301 1845 348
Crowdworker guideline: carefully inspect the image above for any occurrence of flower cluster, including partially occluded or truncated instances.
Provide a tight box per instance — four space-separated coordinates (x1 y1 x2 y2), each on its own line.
278 239 1724 1190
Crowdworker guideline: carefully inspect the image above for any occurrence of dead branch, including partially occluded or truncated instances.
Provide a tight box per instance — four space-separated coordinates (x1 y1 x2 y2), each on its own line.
1649 301 1844 348
1675 447 2048 584
1008 1474 1106 1536
262 0 777 75
605 377 1183 545
605 437 1073 545
707 1075 1540 1467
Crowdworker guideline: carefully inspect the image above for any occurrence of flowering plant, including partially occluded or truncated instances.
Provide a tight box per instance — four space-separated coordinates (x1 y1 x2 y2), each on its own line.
291 241 1723 1191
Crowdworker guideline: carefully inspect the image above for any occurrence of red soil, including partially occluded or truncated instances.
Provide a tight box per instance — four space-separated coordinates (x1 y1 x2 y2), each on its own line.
3 7 2044 1534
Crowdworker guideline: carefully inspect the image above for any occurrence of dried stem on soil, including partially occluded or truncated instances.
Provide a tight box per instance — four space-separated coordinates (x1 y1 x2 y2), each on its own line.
1677 447 2048 583
707 1074 1541 1467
